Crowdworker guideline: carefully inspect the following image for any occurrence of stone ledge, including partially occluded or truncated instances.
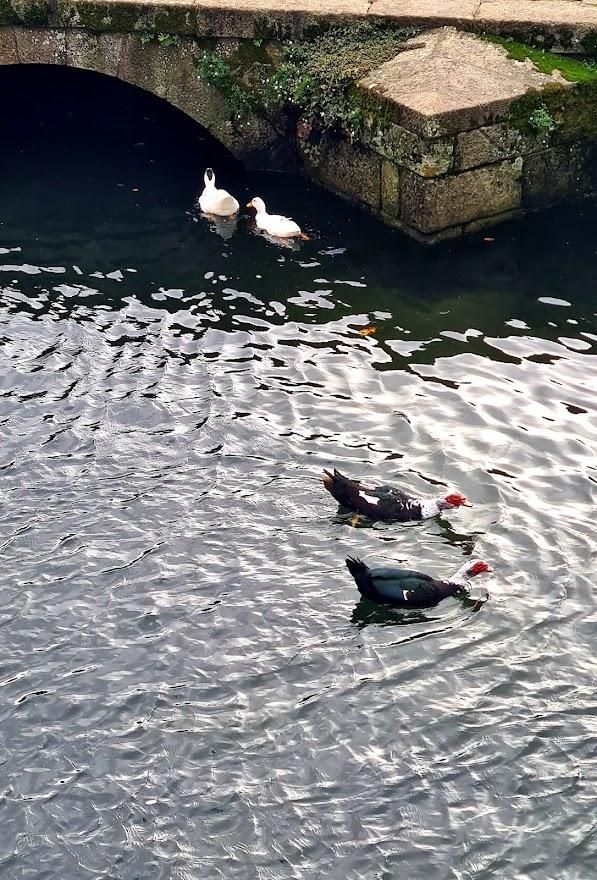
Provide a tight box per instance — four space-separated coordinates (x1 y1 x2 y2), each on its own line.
3 0 597 42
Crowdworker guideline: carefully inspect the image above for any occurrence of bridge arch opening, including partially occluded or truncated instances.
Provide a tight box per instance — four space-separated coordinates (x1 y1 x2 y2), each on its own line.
0 63 241 231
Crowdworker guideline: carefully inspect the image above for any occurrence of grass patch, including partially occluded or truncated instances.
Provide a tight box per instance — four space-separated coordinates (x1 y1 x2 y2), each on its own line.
484 34 597 83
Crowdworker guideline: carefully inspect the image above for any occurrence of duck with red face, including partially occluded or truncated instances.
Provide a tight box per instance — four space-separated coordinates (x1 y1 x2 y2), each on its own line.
322 468 472 523
346 557 492 608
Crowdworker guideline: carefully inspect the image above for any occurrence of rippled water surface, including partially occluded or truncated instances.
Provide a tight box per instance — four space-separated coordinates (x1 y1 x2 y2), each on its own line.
2 65 597 880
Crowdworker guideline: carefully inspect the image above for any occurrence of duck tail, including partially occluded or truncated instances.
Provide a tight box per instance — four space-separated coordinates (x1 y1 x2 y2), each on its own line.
323 468 359 507
323 468 352 500
345 556 372 594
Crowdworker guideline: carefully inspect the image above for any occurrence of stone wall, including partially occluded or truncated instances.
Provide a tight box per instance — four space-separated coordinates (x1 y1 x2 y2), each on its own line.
301 117 597 242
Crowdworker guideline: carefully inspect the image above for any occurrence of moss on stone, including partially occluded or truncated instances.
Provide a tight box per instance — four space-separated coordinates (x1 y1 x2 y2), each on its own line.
13 0 51 26
484 34 597 82
52 0 197 34
0 0 19 25
0 0 51 26
509 80 597 140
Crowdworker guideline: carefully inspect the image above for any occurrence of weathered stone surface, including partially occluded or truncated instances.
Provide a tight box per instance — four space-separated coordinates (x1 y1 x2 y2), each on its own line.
196 0 369 38
455 123 544 171
2 0 597 43
364 122 453 177
14 25 66 62
359 28 571 138
370 0 477 24
401 159 522 233
66 27 123 74
523 144 591 208
8 0 52 26
380 159 400 217
53 0 200 35
0 25 18 61
118 33 174 96
303 135 381 209
475 2 597 50
165 40 279 158
476 1 597 29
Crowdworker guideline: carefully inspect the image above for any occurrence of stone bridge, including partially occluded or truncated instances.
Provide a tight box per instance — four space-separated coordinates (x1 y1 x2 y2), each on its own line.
2 0 597 242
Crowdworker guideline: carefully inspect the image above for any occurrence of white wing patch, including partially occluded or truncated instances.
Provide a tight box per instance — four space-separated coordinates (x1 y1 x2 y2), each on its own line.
402 590 410 601
359 491 379 506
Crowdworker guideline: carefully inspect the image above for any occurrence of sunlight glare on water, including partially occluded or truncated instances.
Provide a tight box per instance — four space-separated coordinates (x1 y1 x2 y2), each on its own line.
1 64 597 880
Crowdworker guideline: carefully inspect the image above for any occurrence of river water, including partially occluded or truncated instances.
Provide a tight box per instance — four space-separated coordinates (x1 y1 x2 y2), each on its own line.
1 65 597 880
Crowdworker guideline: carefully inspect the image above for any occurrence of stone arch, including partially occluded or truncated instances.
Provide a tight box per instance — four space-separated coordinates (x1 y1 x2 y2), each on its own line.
0 25 278 161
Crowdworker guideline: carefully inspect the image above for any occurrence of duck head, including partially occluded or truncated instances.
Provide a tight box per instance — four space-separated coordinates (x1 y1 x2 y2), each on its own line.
204 167 215 187
464 559 493 577
438 492 472 510
450 557 493 587
247 197 266 214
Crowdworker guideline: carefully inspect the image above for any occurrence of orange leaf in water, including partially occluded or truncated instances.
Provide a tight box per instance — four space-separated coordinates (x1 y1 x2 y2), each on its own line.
359 326 377 337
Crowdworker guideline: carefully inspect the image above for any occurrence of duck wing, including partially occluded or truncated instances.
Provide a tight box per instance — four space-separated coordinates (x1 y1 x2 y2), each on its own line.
214 190 239 212
323 469 419 521
368 567 436 602
371 568 465 606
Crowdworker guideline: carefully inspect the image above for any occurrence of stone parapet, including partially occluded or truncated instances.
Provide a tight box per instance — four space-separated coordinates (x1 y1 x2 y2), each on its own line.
3 0 597 47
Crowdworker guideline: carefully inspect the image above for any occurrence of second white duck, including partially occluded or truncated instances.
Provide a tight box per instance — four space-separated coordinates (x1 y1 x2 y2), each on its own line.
247 197 308 240
199 168 239 217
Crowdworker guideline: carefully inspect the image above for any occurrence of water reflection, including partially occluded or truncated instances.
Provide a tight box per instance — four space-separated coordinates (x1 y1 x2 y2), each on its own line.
192 203 240 240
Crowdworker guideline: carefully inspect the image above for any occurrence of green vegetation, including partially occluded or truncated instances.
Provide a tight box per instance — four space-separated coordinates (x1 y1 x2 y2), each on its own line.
139 32 181 48
484 35 597 83
484 34 597 140
263 22 420 137
195 50 253 120
157 33 181 48
529 106 556 134
0 0 50 26
528 106 556 134
192 23 418 133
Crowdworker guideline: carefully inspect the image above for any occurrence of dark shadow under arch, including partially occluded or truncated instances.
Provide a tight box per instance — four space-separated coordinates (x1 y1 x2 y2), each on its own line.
0 61 240 168
0 63 242 228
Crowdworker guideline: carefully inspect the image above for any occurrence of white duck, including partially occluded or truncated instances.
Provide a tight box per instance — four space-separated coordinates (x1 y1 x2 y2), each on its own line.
247 197 308 240
198 168 239 217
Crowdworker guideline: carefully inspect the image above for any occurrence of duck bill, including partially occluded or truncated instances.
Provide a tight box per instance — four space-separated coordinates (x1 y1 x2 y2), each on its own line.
246 201 253 208
462 499 473 507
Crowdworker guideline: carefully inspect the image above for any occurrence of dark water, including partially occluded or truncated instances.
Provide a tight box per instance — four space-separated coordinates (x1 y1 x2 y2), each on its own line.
1 65 597 880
